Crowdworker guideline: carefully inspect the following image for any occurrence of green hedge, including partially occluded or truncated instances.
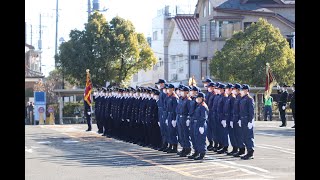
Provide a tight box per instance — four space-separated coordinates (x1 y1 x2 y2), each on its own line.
63 102 84 117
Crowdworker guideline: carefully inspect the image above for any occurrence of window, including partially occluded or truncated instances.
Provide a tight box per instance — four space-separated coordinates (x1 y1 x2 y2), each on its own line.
201 60 207 79
203 4 207 17
200 25 206 42
208 1 212 15
171 56 176 69
191 55 198 60
244 22 255 30
210 20 216 40
211 20 241 39
153 31 158 40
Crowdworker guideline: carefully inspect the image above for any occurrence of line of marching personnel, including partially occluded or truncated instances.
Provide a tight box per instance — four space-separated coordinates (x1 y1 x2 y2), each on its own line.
90 78 255 161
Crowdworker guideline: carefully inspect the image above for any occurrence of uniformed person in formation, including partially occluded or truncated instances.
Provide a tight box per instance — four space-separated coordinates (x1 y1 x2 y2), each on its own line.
188 92 208 160
239 84 255 160
206 82 217 151
224 83 237 155
155 79 169 151
164 84 179 153
187 86 201 159
216 83 229 154
93 88 104 134
176 85 192 157
232 83 246 157
211 82 221 152
278 84 289 127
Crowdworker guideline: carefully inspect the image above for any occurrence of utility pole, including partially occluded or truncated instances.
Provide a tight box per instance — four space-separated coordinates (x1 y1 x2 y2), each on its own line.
55 0 59 68
30 24 32 46
39 14 43 74
88 0 91 21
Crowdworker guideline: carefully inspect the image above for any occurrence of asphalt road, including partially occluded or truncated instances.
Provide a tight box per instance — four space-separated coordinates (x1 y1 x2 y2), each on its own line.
25 121 295 180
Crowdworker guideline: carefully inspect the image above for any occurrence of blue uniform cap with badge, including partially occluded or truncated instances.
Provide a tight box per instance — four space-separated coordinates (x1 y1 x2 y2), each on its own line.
202 78 213 83
168 83 175 89
196 92 205 99
207 82 216 87
155 79 167 84
163 83 169 89
241 84 250 91
218 83 226 89
233 83 242 90
181 86 190 92
153 89 160 95
191 86 201 93
226 83 234 89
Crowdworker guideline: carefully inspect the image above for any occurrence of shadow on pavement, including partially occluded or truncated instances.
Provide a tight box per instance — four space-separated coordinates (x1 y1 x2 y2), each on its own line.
26 129 248 168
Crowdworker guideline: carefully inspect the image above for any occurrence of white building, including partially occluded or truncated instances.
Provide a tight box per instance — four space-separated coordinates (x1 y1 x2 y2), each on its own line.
129 5 200 87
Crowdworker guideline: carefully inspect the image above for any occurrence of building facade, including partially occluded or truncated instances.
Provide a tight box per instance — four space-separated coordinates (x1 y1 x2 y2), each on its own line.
194 0 295 79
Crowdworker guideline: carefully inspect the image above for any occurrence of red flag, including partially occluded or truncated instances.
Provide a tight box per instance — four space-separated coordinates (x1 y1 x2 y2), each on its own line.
264 64 276 99
84 69 92 106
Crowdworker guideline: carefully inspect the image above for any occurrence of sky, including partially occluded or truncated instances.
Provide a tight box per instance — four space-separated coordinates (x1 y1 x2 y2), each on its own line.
25 0 198 77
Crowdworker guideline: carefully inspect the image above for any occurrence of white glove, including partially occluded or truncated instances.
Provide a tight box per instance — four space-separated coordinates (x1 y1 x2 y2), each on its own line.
238 120 241 127
230 121 233 128
199 127 204 134
165 119 168 126
158 122 160 127
248 122 253 129
87 112 91 115
221 120 227 128
122 119 125 122
186 119 190 127
171 120 177 128
282 106 285 110
127 119 130 122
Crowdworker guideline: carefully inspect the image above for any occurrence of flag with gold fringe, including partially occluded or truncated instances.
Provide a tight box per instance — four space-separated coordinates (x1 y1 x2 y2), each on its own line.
84 69 92 107
188 75 197 87
264 63 277 100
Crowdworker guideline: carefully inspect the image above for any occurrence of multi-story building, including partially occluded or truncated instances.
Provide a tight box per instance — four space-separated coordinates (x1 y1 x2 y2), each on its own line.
194 0 295 79
130 5 200 87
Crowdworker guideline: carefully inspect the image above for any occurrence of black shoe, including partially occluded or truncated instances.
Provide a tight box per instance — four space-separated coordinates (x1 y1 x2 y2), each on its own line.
194 152 205 160
264 119 267 121
86 129 91 132
217 146 228 154
279 124 286 127
291 125 295 128
180 148 191 157
167 144 178 153
241 150 254 160
215 145 223 152
227 147 238 156
163 144 172 152
233 148 245 157
177 148 185 155
207 140 213 151
212 146 218 152
188 151 199 159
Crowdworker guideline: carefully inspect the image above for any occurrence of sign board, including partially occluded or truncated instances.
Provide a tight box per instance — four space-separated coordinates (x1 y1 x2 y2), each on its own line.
34 105 46 121
34 92 46 105
48 107 54 113
38 107 44 113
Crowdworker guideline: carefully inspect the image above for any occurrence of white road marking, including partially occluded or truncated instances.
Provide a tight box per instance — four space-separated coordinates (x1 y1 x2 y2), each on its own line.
206 156 274 179
255 132 284 137
25 146 33 153
30 146 41 149
62 140 79 143
37 141 51 144
258 144 295 152
256 145 295 155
